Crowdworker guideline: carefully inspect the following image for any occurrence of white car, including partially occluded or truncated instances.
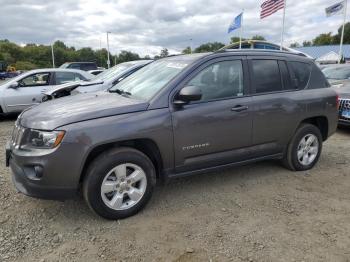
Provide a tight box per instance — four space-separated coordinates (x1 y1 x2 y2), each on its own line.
0 68 92 114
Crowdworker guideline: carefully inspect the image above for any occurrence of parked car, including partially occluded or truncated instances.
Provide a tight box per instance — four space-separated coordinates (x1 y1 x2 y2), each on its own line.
336 82 350 126
0 69 92 114
42 60 152 101
322 64 350 87
6 50 338 219
60 62 97 71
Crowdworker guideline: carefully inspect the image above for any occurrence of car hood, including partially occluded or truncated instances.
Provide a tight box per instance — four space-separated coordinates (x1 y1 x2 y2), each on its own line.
44 80 103 96
20 92 149 130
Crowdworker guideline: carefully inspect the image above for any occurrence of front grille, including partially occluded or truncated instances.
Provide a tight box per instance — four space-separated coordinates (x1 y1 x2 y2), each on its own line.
339 98 350 122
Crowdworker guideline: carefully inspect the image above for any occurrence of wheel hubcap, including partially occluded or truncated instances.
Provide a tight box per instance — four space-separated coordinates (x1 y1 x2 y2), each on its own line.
100 163 147 210
297 134 319 166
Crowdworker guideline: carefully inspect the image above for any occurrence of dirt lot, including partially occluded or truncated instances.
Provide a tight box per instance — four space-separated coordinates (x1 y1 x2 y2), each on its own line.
0 117 350 262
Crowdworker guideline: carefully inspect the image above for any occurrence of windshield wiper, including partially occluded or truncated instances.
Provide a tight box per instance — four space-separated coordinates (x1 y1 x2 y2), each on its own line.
109 88 132 96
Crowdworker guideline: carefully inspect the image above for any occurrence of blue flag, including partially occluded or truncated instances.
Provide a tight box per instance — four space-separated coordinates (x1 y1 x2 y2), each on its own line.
228 12 242 34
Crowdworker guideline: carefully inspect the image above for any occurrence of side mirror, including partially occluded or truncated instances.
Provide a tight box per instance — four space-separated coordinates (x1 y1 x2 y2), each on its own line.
8 82 19 89
174 86 202 106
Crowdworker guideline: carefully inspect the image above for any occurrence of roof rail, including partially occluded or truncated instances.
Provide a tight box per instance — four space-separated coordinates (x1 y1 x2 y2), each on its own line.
215 40 310 58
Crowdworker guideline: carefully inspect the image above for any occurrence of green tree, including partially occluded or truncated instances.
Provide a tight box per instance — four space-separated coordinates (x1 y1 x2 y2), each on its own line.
290 42 300 48
334 22 350 44
194 42 225 53
251 35 266 40
313 32 334 46
160 48 169 57
230 37 246 44
117 50 140 63
182 46 192 54
302 41 312 47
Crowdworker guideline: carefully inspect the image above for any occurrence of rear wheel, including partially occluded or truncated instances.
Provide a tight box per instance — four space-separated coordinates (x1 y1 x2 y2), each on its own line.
283 124 323 171
83 147 156 220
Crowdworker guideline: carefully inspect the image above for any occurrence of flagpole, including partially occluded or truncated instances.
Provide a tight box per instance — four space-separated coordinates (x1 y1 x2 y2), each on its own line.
239 11 244 49
339 0 347 64
280 0 287 50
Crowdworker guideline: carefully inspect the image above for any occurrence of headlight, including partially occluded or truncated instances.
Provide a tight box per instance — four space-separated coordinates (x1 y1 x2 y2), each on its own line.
21 129 65 149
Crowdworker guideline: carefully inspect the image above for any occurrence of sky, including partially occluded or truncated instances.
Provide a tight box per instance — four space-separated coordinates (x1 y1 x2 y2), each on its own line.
0 0 348 57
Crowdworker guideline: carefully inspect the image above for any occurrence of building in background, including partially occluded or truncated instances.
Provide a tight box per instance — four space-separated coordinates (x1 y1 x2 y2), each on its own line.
295 45 350 64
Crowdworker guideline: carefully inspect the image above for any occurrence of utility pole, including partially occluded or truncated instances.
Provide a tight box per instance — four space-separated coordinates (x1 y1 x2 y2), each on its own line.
51 44 55 68
189 38 193 54
106 31 111 69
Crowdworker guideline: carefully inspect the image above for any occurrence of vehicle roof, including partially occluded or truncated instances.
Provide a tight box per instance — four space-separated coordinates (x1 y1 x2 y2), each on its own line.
28 68 92 73
160 50 313 63
119 60 153 66
61 62 96 64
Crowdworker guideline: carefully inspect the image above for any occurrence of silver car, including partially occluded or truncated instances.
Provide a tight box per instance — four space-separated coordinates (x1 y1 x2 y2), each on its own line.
0 68 92 114
42 60 153 101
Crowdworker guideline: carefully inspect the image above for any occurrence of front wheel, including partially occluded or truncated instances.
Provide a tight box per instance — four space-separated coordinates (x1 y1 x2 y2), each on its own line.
83 147 156 220
283 124 323 171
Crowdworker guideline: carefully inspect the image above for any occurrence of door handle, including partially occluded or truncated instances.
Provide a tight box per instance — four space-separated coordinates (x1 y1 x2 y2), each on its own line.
231 105 248 112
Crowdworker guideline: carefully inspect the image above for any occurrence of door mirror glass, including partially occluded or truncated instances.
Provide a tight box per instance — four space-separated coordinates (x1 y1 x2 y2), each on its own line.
174 86 202 105
8 81 19 89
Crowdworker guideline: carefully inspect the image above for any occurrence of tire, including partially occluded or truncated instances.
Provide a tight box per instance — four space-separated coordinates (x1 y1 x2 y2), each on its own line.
83 147 156 220
283 124 323 171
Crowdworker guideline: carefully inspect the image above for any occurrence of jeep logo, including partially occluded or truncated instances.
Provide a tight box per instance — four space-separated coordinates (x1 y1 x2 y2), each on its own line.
182 143 210 151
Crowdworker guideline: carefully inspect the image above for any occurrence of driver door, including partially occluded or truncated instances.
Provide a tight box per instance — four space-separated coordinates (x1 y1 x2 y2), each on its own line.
171 57 254 173
4 72 53 113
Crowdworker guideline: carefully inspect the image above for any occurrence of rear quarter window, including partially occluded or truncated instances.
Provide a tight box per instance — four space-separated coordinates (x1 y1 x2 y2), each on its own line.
288 61 311 89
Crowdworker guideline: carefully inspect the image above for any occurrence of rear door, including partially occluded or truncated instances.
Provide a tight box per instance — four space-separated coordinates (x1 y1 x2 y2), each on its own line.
3 72 53 112
248 56 304 157
171 57 254 173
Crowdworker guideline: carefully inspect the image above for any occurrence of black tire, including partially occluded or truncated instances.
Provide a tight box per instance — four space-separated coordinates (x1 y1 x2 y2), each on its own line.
83 147 156 220
283 123 323 171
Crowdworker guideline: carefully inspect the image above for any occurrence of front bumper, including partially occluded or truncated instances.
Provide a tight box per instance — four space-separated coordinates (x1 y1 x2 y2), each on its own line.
6 141 80 200
338 119 350 127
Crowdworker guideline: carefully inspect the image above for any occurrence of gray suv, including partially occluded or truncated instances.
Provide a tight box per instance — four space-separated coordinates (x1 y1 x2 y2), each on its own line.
6 50 338 220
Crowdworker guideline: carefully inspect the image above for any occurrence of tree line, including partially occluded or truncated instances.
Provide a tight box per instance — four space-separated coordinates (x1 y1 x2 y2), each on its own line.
290 23 350 47
1 22 350 70
0 40 146 70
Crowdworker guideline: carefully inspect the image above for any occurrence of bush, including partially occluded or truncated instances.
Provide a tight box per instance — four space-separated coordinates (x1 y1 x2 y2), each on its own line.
14 61 37 70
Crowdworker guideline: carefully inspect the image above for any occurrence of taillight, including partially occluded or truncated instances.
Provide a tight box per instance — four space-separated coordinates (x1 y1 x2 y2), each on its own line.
336 94 340 110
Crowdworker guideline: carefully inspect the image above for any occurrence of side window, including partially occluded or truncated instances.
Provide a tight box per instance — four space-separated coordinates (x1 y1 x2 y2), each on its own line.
55 72 80 85
279 61 293 90
252 60 282 93
75 73 87 81
19 73 50 87
81 64 96 71
69 64 81 69
288 61 311 89
187 60 244 102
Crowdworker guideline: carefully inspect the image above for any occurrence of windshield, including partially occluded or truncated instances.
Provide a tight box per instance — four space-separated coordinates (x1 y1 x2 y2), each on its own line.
323 66 350 80
59 63 69 69
109 60 189 100
91 63 133 82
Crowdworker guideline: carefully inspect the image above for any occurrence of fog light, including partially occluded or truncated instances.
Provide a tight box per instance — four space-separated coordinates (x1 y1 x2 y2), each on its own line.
34 165 44 178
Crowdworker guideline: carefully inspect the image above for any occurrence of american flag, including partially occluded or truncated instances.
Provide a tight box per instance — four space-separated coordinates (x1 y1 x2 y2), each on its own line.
260 0 285 19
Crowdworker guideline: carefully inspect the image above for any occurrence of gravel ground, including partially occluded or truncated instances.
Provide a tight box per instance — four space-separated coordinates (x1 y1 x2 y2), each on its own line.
0 117 350 262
